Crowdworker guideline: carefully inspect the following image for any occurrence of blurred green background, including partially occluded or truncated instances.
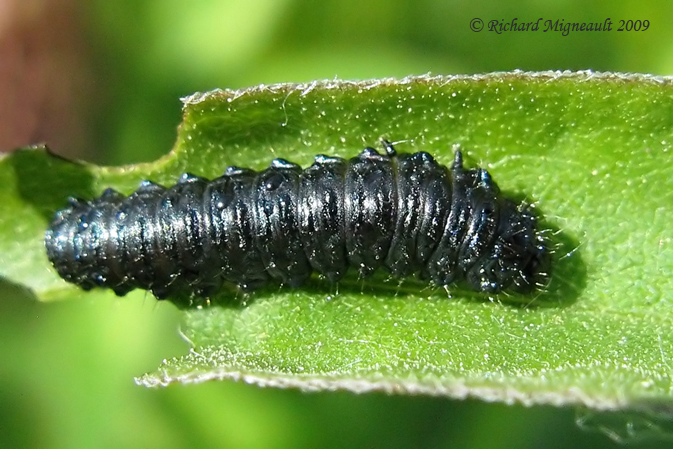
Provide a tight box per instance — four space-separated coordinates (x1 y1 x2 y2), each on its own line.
1 0 673 447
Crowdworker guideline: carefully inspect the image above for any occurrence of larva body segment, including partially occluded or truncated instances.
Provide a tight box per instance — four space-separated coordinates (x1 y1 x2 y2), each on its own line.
45 142 550 299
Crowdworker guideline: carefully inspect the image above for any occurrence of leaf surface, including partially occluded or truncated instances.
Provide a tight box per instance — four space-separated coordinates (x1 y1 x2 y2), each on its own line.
2 72 672 412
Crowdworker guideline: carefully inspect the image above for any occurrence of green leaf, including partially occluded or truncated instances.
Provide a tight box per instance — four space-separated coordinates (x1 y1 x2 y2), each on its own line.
2 72 673 413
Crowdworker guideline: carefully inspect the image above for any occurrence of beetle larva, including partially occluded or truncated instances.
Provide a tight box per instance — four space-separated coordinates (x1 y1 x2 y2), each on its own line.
45 141 549 299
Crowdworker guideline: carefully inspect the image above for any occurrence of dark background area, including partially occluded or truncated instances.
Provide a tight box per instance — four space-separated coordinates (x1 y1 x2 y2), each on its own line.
1 0 672 447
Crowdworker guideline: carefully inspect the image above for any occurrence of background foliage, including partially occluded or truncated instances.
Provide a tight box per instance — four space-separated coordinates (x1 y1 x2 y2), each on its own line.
1 0 673 447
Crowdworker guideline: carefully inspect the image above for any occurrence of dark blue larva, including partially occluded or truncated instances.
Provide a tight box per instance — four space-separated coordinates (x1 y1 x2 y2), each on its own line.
44 141 549 299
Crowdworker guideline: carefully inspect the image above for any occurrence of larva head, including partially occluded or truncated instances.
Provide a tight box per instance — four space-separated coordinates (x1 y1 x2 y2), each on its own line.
468 201 550 293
